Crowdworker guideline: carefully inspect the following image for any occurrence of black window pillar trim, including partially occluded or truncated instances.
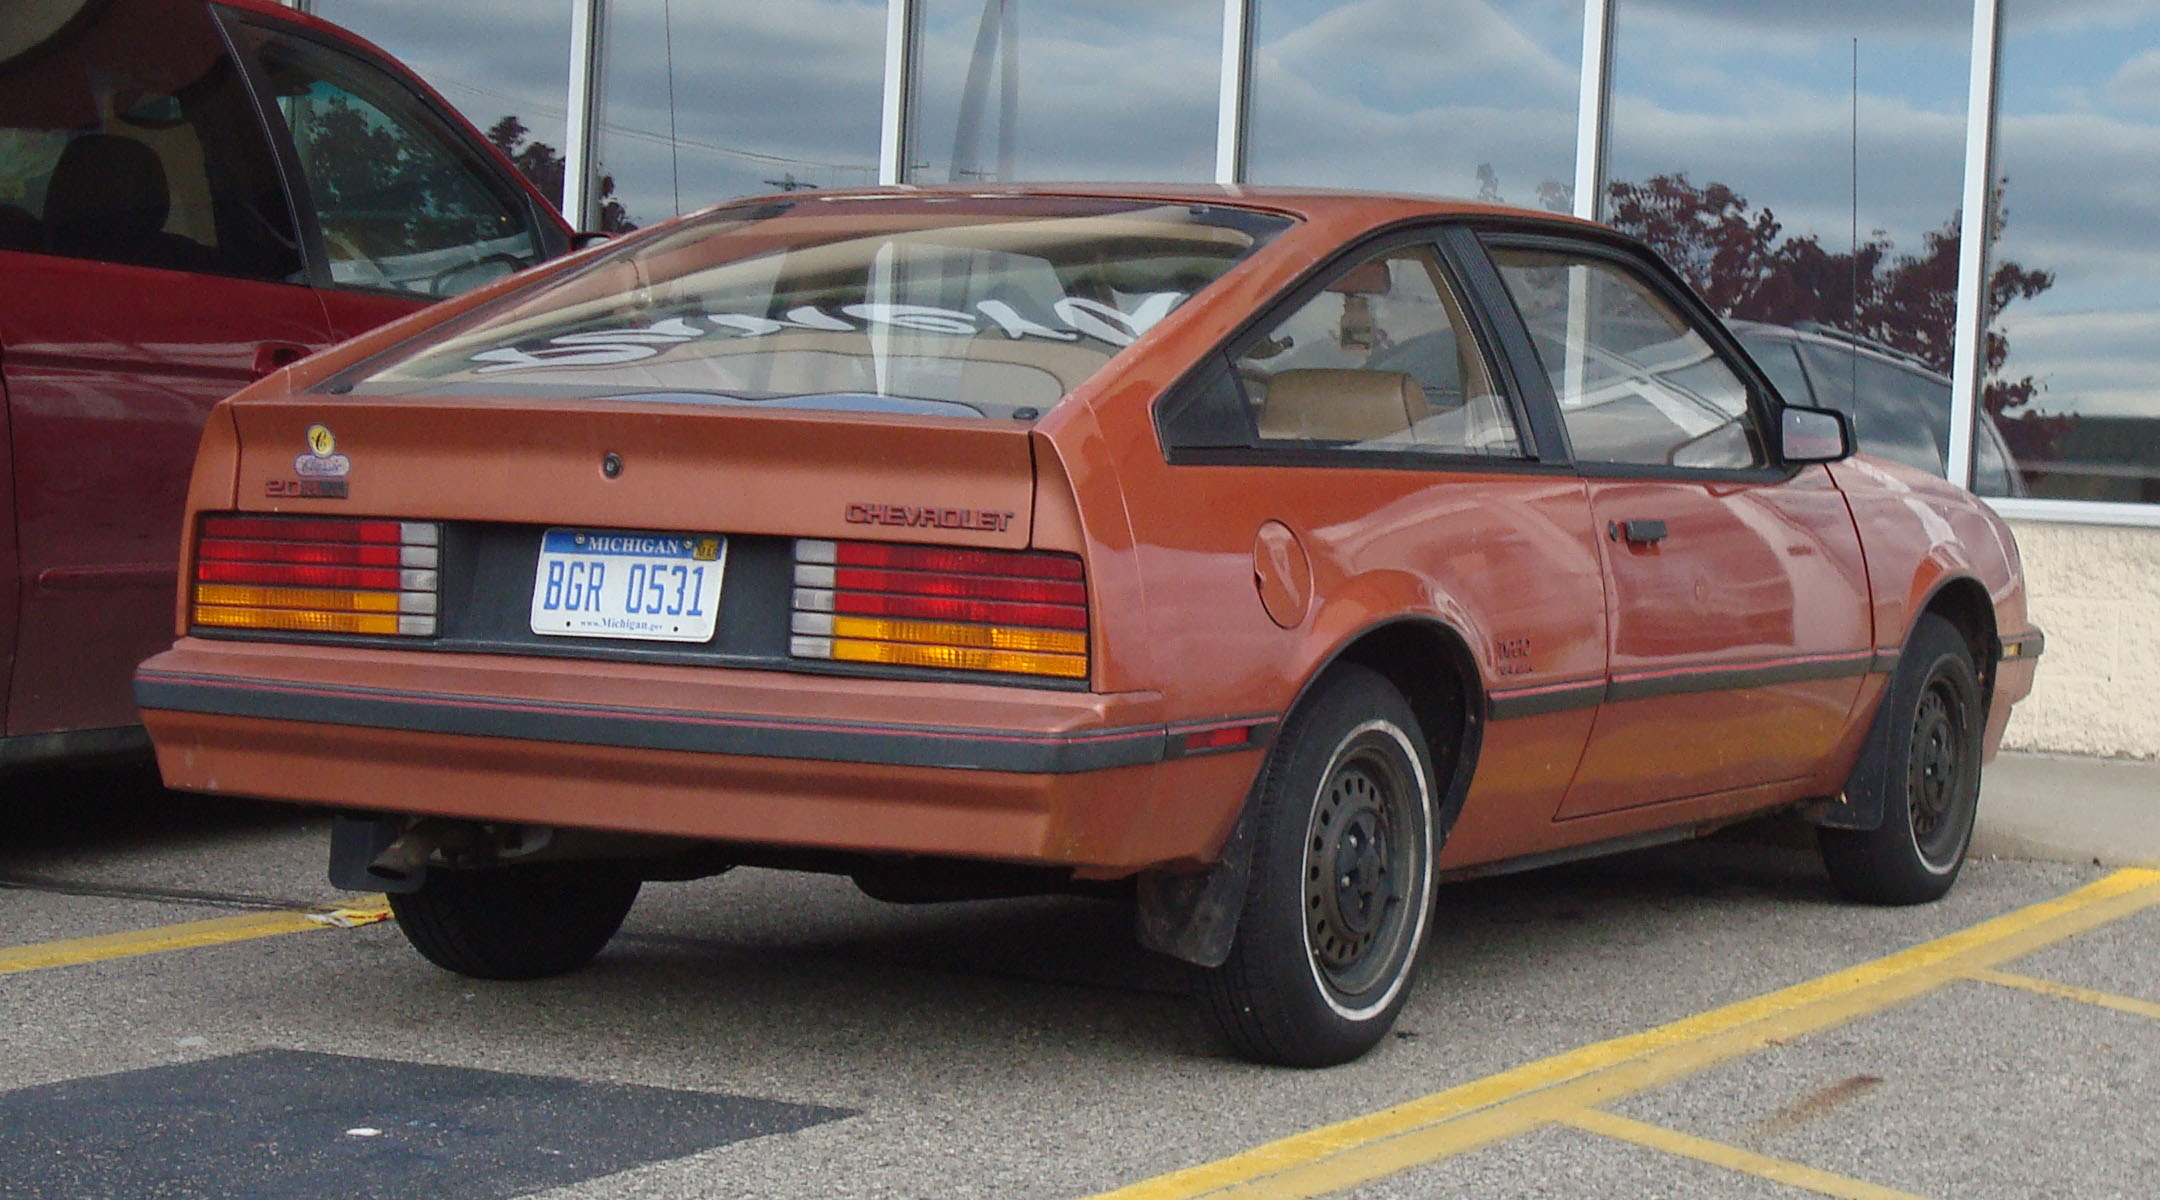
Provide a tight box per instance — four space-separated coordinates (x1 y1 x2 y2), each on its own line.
1438 225 1570 466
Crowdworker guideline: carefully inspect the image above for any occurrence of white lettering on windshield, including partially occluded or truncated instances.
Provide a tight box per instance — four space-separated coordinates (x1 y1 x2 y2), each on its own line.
465 293 1183 373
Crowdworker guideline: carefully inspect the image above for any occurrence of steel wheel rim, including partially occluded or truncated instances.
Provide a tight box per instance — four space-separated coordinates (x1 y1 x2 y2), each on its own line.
1906 670 1973 870
1303 732 1423 1001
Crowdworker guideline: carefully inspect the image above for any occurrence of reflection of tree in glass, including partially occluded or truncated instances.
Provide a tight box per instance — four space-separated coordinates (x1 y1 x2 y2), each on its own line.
1603 173 2066 465
299 97 512 254
485 115 637 233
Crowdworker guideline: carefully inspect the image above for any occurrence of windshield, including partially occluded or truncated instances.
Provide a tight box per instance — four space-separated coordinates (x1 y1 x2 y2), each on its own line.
335 194 1291 420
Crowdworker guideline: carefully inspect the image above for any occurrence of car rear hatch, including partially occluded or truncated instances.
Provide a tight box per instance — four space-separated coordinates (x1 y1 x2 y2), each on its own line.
192 394 1093 687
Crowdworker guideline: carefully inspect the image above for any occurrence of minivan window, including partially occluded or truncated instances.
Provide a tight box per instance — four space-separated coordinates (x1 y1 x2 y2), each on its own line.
239 24 544 298
0 0 301 280
340 196 1291 420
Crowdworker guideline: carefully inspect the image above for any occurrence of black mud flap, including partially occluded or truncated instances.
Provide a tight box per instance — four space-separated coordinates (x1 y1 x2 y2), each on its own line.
1134 803 1256 968
1810 679 1898 832
329 814 418 892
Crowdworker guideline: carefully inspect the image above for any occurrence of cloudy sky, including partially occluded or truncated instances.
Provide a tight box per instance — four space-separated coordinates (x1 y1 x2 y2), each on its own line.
305 0 2155 424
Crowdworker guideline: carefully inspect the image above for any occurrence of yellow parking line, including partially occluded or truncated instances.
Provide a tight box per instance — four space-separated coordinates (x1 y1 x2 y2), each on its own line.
1967 966 2160 1022
1558 1108 1932 1200
1088 868 2160 1200
0 897 393 976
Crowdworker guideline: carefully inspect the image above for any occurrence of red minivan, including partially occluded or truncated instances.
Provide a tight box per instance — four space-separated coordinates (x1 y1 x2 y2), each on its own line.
1 0 572 766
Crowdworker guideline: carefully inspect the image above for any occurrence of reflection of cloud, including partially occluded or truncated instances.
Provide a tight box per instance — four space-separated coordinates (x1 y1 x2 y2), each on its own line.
909 1 1220 183
1627 0 2139 40
1245 0 1580 200
314 0 574 149
1996 310 2160 417
597 0 887 218
2106 49 2160 112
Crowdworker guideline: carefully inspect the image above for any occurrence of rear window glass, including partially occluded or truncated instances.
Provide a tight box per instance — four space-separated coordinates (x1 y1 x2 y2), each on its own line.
339 195 1292 420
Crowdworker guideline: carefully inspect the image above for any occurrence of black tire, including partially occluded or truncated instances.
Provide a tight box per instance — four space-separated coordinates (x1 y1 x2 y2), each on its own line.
388 864 640 980
1819 614 1985 905
1201 665 1439 1067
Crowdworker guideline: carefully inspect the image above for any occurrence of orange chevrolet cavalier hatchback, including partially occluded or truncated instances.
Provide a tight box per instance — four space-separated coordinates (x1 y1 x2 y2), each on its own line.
137 187 2042 1066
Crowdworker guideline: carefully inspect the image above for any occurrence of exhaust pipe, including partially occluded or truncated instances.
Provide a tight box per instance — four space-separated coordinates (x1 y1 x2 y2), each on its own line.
366 820 455 886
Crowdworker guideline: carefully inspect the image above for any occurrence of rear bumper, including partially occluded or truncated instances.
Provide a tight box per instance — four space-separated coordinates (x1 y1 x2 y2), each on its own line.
136 639 1269 874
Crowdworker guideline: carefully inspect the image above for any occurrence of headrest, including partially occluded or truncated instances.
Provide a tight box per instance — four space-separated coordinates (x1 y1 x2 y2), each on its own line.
45 133 171 250
1325 260 1392 295
1258 368 1421 441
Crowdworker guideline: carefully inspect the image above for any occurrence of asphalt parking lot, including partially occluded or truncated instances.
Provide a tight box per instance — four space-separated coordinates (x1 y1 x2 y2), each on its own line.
4 759 2156 1199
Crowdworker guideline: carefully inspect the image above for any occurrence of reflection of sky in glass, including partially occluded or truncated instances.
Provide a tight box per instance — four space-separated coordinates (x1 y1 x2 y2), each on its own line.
908 0 1219 183
598 0 884 227
1246 0 1582 205
1991 1 2160 423
312 0 574 162
1609 0 1970 258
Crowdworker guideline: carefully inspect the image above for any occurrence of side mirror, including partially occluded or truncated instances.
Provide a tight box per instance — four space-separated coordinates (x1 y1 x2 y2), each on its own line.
570 231 614 250
1780 404 1853 464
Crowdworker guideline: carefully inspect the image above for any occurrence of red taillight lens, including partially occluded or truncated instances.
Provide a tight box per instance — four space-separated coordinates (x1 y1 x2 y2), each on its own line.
191 515 440 637
790 539 1087 680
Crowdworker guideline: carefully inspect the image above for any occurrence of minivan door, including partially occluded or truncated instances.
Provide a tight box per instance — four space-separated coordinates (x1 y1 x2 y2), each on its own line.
0 0 333 739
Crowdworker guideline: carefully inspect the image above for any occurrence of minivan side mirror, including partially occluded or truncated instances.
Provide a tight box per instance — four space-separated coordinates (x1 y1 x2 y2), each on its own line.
1780 404 1853 464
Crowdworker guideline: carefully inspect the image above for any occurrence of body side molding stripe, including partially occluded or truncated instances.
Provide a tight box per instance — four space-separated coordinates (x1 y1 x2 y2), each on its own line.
1490 648 1885 721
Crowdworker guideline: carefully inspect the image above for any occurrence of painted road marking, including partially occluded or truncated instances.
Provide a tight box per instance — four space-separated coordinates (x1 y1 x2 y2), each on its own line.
1557 1107 1929 1200
0 897 392 976
1966 966 2160 1022
1089 867 2160 1200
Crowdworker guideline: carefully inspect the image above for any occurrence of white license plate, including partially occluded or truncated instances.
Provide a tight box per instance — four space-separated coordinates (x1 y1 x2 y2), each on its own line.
529 527 727 642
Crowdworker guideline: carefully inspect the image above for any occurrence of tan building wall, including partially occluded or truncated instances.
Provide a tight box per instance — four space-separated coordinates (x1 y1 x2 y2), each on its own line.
1998 519 2160 761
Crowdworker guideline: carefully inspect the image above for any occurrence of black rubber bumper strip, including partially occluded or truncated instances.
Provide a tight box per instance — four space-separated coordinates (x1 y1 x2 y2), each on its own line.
134 670 1262 775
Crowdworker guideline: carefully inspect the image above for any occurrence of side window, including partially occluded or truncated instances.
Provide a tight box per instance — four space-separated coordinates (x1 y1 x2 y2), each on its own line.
1735 332 1812 407
238 26 543 298
1798 341 1949 477
1236 244 1520 456
1491 246 1764 470
0 0 301 280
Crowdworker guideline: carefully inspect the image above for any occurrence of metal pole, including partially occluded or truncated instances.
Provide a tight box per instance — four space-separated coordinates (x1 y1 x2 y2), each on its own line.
1947 0 2003 492
1214 0 1253 185
1571 0 1613 221
879 0 921 184
562 0 608 227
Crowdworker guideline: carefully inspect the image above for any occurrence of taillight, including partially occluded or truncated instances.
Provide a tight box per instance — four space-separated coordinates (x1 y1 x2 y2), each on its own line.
191 515 440 636
789 539 1087 680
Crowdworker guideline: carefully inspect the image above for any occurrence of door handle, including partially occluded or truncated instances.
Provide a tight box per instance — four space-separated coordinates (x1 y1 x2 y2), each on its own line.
252 341 312 379
1607 519 1669 545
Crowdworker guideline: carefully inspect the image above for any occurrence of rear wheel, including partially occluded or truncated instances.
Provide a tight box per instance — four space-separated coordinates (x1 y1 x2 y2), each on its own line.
388 864 640 980
1201 665 1438 1067
1819 614 1984 905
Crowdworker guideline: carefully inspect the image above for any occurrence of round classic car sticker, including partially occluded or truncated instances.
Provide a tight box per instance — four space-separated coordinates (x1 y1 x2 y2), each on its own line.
296 423 351 479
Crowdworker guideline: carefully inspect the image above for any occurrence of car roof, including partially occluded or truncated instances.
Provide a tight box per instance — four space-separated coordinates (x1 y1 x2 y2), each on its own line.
683 183 1605 246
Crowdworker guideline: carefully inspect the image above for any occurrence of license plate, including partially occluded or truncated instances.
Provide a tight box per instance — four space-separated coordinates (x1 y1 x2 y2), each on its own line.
529 527 727 642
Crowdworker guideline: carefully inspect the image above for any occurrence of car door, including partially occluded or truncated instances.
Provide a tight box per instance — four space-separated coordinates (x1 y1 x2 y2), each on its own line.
1478 235 1874 817
1142 232 1609 860
0 0 334 740
221 9 570 340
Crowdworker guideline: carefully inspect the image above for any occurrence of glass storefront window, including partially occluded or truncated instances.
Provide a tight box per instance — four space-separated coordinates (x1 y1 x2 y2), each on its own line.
1246 0 1581 207
1982 2 2160 503
309 2 574 206
907 0 1219 184
598 0 884 229
1606 1 1975 483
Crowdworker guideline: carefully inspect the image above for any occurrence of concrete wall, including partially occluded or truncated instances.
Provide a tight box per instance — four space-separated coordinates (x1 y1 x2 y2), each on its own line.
1998 519 2160 760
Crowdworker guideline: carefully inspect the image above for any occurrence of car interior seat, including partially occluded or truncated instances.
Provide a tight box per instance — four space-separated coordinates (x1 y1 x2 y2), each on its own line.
43 133 217 272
